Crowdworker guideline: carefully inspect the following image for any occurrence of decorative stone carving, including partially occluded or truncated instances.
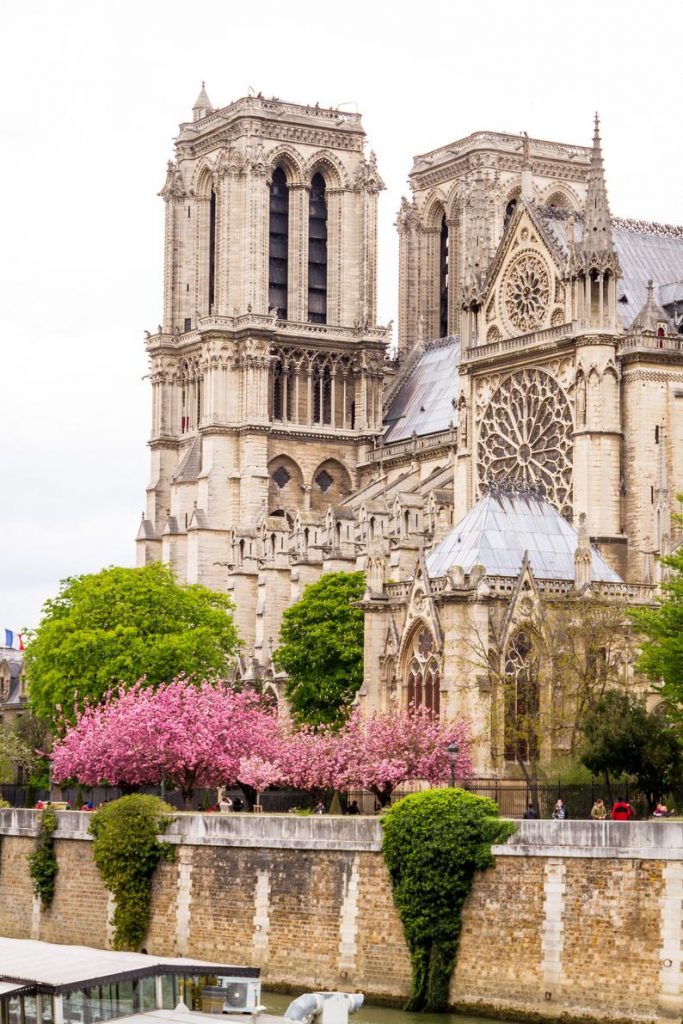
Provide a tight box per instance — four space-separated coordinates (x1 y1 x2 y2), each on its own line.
478 367 573 516
502 253 550 332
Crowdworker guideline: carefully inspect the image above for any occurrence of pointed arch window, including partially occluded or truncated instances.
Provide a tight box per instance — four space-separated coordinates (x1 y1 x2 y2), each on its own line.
208 189 217 312
504 198 517 229
504 631 539 763
308 173 327 324
439 214 449 337
269 167 289 319
404 627 440 716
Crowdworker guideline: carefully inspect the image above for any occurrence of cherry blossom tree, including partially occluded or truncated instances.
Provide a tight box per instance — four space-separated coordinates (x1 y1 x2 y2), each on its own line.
334 708 473 807
51 679 282 808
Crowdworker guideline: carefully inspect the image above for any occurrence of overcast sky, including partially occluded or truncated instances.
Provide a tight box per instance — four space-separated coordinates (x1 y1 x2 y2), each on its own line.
1 0 681 632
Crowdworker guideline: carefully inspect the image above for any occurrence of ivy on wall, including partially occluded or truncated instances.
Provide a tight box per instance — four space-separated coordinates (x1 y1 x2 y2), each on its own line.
28 808 59 909
381 788 515 1012
89 795 175 951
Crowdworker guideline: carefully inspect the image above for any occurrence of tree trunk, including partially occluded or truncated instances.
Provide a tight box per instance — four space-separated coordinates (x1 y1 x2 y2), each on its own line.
239 783 257 811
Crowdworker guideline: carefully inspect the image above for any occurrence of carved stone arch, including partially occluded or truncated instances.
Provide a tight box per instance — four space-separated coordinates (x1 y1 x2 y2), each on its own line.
398 619 441 716
267 146 305 187
268 454 304 513
304 151 347 189
504 180 522 205
192 160 215 198
310 457 353 512
421 191 448 230
444 184 464 222
541 183 581 212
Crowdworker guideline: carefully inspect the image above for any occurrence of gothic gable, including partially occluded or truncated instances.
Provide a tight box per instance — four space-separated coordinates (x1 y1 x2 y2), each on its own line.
480 205 569 344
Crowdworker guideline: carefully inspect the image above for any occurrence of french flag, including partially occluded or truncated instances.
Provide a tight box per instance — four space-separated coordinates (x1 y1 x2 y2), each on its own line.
3 629 24 651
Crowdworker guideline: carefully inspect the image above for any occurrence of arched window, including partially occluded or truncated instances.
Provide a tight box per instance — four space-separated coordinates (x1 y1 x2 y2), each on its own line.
504 197 517 229
208 189 217 311
404 627 440 716
308 173 327 323
504 631 539 763
269 168 289 319
439 214 449 337
312 363 321 422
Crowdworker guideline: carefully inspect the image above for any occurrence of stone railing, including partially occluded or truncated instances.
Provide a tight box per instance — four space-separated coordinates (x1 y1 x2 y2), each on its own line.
496 818 683 860
146 317 390 348
462 322 576 362
363 427 457 464
619 333 683 355
411 132 590 172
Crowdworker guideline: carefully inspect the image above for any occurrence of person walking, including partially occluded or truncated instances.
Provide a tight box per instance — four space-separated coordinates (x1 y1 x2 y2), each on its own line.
591 798 608 820
523 802 539 819
611 797 634 820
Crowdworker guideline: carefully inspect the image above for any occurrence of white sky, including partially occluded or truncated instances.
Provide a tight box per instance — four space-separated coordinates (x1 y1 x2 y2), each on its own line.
1 0 682 631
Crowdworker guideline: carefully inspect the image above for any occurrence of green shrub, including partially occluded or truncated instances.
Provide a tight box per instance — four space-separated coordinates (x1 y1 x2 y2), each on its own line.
28 808 59 909
381 788 515 1012
88 795 175 950
0 798 10 809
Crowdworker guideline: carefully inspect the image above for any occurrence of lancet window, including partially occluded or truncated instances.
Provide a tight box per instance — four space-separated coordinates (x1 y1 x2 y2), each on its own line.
208 189 217 312
504 631 539 763
405 627 440 716
308 173 328 324
269 167 289 319
439 214 449 337
270 350 355 429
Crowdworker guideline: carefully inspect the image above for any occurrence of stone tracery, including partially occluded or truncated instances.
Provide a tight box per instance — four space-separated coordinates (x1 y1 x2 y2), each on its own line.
503 252 550 332
478 368 573 516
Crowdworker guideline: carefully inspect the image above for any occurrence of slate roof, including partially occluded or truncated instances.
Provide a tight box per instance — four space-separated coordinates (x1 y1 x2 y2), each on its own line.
173 435 202 483
383 337 460 442
425 491 622 582
535 205 683 328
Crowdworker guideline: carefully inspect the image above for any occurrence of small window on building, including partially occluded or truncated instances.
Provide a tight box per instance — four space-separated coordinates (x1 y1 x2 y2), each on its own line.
184 317 192 332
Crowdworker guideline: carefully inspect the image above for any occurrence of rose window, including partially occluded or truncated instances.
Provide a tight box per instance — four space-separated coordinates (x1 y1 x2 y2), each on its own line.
477 367 573 516
503 253 550 332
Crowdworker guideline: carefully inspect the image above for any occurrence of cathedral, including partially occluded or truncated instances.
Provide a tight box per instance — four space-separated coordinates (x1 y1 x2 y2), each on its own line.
137 88 683 776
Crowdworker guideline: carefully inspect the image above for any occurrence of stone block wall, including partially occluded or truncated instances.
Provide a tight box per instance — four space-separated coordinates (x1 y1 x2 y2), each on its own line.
2 812 682 1023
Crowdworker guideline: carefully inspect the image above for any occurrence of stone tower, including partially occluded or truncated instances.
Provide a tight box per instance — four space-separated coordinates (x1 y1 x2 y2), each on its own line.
138 90 389 653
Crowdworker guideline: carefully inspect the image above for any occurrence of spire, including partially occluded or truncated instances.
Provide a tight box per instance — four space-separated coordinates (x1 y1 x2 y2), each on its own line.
582 113 614 254
574 512 592 591
520 131 533 202
192 82 213 122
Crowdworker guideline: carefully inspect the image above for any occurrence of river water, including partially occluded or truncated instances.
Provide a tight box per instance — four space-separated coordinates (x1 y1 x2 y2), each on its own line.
262 991 503 1024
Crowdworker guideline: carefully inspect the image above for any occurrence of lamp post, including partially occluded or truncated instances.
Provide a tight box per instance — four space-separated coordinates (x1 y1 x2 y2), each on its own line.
447 741 459 789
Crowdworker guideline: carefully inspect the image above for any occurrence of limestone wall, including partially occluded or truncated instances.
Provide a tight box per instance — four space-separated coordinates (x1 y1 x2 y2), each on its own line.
1 812 681 1023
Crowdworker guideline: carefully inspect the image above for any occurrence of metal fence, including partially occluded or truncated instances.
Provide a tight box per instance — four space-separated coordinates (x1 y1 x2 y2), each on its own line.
0 781 651 819
462 781 650 820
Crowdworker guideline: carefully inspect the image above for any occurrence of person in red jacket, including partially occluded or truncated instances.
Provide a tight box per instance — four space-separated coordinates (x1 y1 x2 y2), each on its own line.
611 797 633 820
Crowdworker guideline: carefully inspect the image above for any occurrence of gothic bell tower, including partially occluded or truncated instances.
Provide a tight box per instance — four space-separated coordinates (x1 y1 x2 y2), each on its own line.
138 90 389 639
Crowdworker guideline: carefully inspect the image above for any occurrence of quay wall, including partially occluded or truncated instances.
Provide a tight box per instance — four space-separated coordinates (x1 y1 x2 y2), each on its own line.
1 811 682 1024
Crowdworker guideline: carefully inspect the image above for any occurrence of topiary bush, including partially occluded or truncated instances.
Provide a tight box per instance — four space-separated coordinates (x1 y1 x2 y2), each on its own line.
381 788 515 1012
88 795 175 950
28 807 59 909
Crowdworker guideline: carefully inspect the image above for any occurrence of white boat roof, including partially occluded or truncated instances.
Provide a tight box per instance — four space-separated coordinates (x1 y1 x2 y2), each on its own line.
0 938 257 992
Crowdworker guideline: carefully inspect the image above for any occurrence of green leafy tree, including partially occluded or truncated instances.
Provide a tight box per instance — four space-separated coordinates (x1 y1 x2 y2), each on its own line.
273 571 365 728
0 724 38 783
580 690 683 810
381 788 515 1012
26 564 240 720
633 545 683 707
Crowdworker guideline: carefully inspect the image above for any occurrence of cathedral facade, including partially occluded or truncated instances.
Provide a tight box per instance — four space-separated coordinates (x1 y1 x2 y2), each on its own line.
138 89 683 776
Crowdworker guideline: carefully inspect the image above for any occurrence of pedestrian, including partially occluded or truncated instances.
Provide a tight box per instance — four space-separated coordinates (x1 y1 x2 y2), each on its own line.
611 796 633 821
313 801 327 815
653 802 669 818
523 802 539 819
219 795 233 813
551 798 568 820
346 800 361 816
591 798 607 820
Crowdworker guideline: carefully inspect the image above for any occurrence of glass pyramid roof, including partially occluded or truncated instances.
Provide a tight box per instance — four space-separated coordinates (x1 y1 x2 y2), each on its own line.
426 491 622 582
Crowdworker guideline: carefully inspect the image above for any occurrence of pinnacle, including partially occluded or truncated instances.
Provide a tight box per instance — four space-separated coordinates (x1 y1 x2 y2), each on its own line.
192 82 213 117
581 111 614 256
